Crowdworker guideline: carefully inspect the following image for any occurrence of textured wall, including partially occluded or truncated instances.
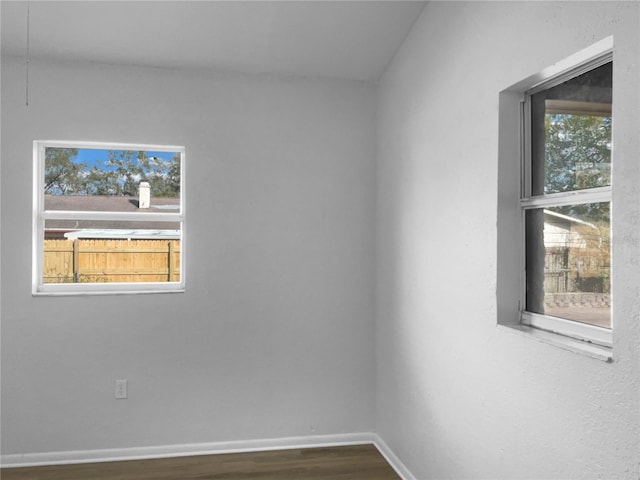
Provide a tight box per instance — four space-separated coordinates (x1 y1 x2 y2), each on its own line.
1 57 377 455
376 2 639 479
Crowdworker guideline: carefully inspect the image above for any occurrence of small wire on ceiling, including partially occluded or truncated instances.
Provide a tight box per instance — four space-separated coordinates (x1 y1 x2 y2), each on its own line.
25 0 30 106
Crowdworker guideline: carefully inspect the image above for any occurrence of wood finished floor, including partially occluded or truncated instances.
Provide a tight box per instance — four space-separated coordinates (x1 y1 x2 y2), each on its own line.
0 444 401 480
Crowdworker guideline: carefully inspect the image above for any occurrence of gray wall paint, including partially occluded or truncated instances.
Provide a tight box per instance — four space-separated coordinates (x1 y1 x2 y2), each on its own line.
3 2 639 478
1 57 376 454
376 2 639 479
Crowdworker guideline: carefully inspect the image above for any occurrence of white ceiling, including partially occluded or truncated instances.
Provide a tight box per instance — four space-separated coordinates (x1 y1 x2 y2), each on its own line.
1 1 426 81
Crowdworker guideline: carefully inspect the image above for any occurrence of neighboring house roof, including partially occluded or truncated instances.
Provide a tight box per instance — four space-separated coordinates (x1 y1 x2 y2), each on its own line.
45 194 180 212
63 229 180 240
543 209 596 229
543 209 598 249
44 195 180 232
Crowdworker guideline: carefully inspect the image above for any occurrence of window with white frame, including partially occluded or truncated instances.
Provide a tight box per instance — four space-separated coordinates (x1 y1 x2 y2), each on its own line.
522 59 612 345
497 38 614 359
33 141 185 295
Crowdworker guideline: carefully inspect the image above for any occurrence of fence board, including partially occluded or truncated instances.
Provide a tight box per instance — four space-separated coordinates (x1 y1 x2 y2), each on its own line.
43 239 181 283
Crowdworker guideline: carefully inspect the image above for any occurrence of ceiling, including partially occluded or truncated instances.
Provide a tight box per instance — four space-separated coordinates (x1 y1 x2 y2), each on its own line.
1 1 426 82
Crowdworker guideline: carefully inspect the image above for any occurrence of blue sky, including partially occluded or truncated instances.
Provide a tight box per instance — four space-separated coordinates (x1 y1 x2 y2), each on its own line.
74 149 177 170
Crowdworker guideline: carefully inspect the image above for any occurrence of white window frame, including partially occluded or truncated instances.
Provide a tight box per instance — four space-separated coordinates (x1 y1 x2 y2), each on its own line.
497 37 614 361
519 192 612 348
33 140 186 296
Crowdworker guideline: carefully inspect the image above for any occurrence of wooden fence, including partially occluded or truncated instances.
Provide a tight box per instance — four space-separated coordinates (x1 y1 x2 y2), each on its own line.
44 239 180 283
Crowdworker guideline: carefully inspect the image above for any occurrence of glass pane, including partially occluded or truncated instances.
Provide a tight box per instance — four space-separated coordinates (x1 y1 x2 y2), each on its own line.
44 147 181 211
525 203 610 328
43 220 181 284
530 62 612 195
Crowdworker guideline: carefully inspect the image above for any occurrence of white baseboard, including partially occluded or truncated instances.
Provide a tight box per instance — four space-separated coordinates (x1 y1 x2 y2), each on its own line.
1 432 375 469
1 431 416 480
372 434 417 480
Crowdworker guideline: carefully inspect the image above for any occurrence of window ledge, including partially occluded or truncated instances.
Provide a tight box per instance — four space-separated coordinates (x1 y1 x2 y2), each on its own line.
498 323 613 362
33 283 185 296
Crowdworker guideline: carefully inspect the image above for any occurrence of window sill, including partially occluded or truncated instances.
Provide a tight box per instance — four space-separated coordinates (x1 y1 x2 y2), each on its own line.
498 323 613 362
33 283 185 296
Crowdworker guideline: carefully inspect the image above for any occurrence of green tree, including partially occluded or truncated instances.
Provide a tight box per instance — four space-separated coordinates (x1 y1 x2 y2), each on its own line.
544 113 611 193
44 148 83 194
146 153 181 197
106 150 145 196
45 148 180 198
545 113 611 223
84 165 119 195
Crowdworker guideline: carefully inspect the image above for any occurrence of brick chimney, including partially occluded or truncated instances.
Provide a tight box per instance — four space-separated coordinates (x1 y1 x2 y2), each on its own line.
139 182 150 209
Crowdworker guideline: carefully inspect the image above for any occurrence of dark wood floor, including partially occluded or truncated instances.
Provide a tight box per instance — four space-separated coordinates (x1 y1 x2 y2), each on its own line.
0 444 401 480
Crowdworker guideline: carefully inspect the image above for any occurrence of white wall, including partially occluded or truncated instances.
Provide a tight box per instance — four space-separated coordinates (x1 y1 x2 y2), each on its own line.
376 2 639 479
3 3 639 477
1 57 377 455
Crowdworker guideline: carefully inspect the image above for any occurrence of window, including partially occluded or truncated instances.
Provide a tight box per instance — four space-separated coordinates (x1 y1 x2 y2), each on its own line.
33 141 185 295
497 38 613 360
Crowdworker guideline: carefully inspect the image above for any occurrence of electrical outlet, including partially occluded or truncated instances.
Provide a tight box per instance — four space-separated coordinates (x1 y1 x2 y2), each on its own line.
115 379 128 399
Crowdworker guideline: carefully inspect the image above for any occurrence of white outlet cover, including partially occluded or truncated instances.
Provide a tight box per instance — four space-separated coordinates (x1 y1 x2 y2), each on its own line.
115 379 128 399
